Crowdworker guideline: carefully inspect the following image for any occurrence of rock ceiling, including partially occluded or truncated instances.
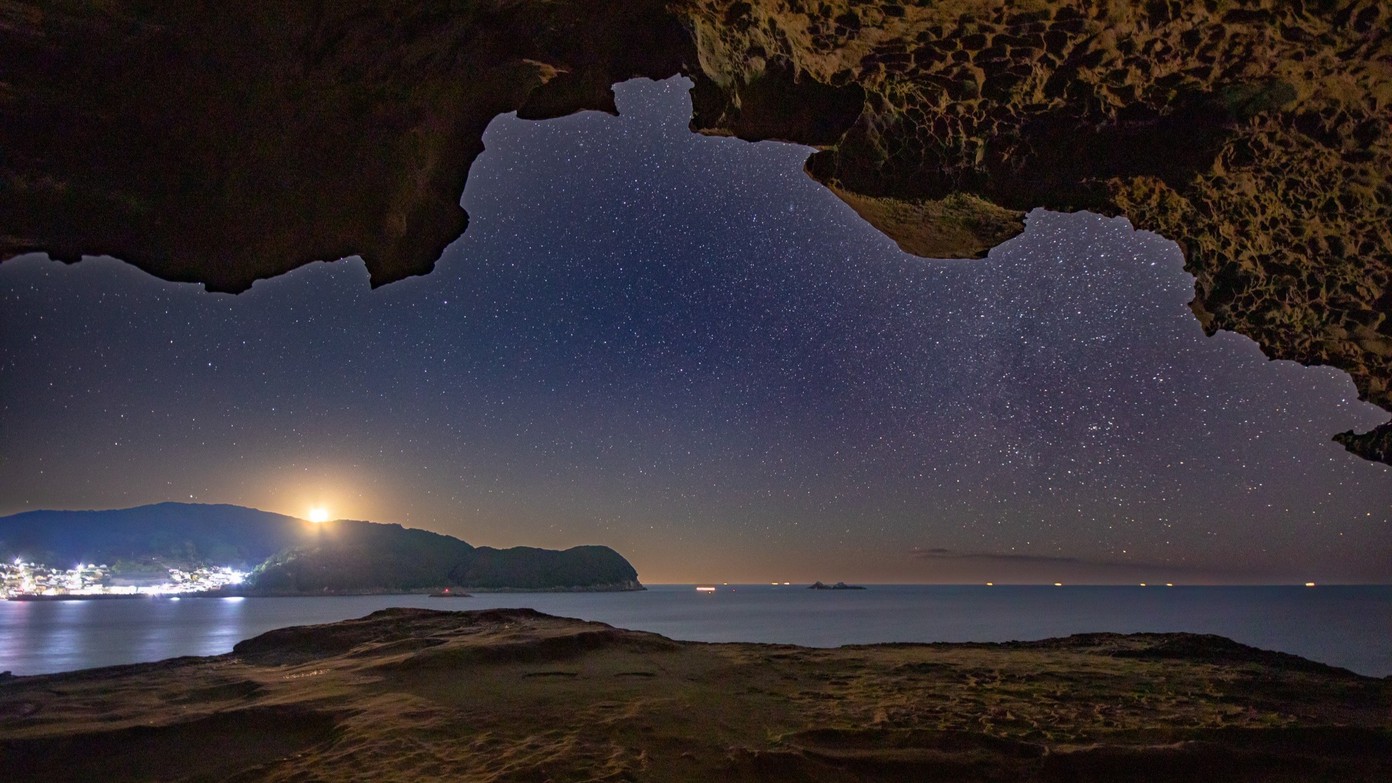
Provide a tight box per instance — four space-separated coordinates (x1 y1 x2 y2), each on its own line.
1 0 1388 463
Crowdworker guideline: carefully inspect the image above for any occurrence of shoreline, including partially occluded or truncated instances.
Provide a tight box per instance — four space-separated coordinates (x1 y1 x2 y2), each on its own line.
2 579 645 596
228 582 646 597
5 593 151 602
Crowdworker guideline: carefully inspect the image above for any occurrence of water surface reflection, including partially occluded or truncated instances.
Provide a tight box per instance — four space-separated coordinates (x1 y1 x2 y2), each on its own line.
2 586 1388 678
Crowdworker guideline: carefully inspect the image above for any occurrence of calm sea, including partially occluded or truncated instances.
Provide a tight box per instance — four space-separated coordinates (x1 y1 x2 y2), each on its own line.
1 585 1388 677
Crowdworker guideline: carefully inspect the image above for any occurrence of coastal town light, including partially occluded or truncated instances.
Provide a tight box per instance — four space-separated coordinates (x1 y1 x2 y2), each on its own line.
3 560 248 600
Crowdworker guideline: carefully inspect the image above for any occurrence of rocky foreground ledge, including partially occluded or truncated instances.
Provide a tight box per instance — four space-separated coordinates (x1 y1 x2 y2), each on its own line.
1 609 1388 781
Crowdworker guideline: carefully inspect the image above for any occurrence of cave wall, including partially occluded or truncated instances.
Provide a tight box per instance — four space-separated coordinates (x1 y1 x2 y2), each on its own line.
679 0 1391 461
0 0 688 289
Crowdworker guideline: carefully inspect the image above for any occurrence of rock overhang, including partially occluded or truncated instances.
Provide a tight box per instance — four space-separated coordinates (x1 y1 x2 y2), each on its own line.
1 0 1387 463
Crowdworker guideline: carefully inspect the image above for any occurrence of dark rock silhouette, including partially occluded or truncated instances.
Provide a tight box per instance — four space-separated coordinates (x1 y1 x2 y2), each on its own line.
809 580 866 590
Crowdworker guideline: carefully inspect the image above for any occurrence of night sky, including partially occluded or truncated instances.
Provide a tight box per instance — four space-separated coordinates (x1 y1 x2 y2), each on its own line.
2 78 1389 583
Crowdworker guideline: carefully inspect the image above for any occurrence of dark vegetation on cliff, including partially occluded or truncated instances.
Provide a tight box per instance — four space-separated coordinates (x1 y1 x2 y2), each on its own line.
2 1 1388 463
249 522 641 593
452 545 643 591
0 503 642 592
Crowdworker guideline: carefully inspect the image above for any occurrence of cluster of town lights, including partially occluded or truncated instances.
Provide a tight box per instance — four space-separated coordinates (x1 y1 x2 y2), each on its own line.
3 558 247 599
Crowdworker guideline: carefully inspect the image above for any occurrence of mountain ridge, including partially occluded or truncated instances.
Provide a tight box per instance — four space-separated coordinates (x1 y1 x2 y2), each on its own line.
0 503 642 593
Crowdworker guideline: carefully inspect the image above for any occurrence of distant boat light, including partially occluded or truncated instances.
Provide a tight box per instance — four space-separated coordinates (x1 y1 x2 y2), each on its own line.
1053 582 1063 587
1305 581 1316 587
695 586 716 593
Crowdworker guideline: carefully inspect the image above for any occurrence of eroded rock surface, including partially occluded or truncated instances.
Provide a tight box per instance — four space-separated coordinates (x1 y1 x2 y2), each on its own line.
682 0 1392 460
1 0 1388 459
2 609 1388 781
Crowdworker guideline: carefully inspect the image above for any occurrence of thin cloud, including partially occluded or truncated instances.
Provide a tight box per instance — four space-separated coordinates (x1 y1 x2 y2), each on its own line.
908 547 1222 576
911 547 1084 565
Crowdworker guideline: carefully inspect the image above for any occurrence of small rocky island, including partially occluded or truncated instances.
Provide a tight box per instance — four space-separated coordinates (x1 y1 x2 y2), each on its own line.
809 580 866 590
2 609 1388 781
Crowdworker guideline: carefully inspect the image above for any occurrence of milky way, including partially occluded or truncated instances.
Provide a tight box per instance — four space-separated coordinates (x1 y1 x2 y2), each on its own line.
2 78 1389 583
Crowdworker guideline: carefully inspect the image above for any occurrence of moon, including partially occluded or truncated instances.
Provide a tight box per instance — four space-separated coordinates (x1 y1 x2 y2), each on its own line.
308 507 330 523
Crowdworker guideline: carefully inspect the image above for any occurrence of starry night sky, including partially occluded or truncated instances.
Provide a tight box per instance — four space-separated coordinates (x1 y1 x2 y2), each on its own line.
2 78 1389 583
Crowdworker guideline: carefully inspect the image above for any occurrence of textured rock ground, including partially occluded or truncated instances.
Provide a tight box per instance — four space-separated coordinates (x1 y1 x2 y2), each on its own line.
1 608 1388 782
1 1 1388 460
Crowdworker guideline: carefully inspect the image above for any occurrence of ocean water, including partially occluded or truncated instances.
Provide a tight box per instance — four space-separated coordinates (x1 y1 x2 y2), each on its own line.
1 585 1388 677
